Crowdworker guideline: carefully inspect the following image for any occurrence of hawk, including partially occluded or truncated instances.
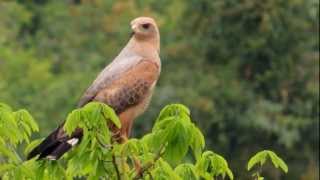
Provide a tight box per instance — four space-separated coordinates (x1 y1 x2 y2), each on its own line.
28 17 161 160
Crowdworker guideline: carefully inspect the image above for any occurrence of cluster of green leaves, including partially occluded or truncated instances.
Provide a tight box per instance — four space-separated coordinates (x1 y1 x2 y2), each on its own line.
0 103 39 179
0 102 288 179
247 150 288 180
62 103 234 179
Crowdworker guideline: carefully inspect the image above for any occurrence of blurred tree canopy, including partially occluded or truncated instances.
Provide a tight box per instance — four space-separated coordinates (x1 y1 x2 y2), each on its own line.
0 0 318 179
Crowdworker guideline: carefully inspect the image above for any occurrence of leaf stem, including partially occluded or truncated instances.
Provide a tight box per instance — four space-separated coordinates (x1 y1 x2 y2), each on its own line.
112 155 121 180
133 143 166 180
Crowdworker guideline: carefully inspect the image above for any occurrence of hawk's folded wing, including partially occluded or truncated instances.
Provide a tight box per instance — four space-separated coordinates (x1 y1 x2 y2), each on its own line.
93 59 160 114
77 55 142 107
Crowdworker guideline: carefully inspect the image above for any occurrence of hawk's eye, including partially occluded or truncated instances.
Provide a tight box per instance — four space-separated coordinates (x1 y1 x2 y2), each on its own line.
142 23 150 29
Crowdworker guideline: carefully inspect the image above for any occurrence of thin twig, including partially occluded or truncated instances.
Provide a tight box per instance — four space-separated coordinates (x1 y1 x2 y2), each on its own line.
96 135 113 149
112 155 121 180
132 156 142 177
8 143 22 163
147 171 154 180
133 144 166 180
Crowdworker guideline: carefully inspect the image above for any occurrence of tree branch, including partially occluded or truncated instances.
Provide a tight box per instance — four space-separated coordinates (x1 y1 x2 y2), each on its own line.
133 144 166 180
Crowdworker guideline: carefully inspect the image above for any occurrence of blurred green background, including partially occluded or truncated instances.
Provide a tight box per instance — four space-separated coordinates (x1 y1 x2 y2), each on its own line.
0 0 318 179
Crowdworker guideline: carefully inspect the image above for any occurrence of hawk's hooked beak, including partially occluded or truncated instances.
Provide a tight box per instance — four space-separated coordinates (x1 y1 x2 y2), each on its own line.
130 24 137 37
131 24 138 31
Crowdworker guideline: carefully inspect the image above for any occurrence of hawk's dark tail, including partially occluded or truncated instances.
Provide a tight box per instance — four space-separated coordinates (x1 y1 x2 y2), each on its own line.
27 125 83 160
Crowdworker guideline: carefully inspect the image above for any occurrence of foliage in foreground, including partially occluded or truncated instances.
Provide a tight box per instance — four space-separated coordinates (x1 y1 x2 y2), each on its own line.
0 102 288 179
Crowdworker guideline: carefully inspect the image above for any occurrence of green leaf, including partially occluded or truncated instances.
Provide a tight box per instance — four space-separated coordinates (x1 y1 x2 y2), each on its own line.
76 132 91 156
121 139 140 156
18 158 37 179
142 103 203 168
0 144 20 163
14 109 39 132
175 164 199 180
247 150 268 171
0 110 21 144
96 128 111 147
19 121 32 137
163 121 189 165
247 150 288 174
267 151 288 173
152 117 176 132
24 138 43 156
152 159 182 180
190 124 205 160
141 133 162 152
210 153 234 179
156 104 190 123
196 151 233 180
101 103 121 128
35 161 46 180
64 109 82 135
43 161 66 180
0 164 15 174
0 103 12 112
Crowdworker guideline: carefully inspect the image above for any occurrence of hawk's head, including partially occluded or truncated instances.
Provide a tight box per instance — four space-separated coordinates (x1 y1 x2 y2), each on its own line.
130 17 159 41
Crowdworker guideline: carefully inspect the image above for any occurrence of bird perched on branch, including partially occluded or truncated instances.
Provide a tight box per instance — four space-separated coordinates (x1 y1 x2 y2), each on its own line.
28 17 161 160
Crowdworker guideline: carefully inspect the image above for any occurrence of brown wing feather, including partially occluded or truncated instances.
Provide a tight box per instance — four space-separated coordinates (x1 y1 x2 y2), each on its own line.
77 55 142 107
94 60 160 114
